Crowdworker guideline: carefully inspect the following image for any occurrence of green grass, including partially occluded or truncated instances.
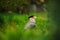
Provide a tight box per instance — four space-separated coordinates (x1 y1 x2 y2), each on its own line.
0 12 53 40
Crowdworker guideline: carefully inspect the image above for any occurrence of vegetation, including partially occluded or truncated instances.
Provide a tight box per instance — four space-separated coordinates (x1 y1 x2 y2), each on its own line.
0 0 60 40
0 12 53 40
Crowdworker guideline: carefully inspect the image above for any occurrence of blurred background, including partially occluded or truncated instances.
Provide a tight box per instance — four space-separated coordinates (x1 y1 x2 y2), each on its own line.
0 0 48 13
0 0 59 40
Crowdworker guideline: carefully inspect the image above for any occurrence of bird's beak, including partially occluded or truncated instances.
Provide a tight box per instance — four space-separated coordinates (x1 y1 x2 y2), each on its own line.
34 16 37 18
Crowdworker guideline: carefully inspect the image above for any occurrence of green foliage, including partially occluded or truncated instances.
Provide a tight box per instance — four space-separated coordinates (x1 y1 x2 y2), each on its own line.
0 12 53 40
